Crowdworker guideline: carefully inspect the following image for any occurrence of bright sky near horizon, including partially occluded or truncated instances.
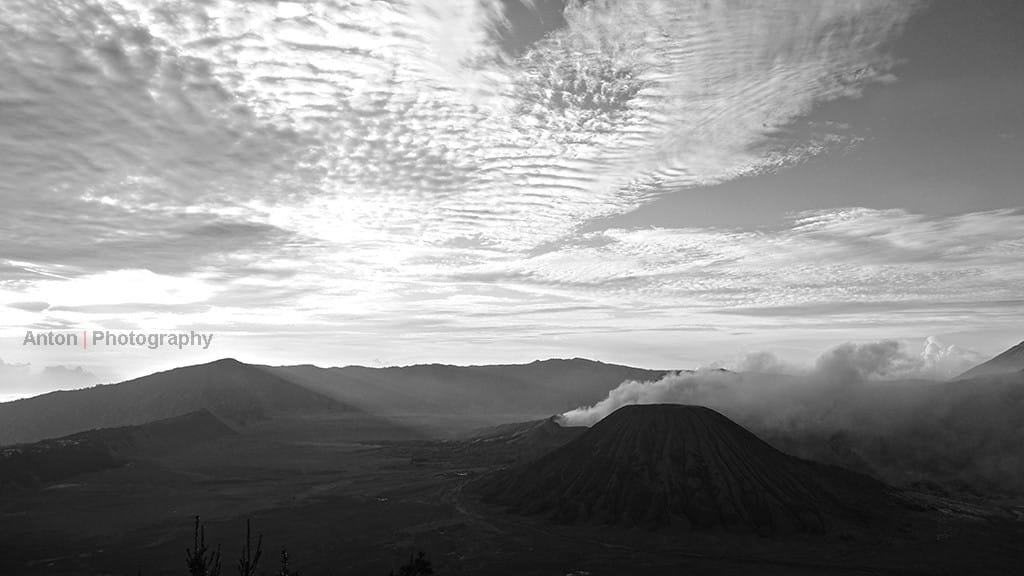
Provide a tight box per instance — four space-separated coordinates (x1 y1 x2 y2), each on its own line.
1 0 1022 394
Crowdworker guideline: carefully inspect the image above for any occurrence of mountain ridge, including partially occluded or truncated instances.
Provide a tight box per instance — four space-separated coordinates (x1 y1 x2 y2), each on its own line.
0 359 351 445
0 357 669 445
270 357 669 418
957 340 1024 380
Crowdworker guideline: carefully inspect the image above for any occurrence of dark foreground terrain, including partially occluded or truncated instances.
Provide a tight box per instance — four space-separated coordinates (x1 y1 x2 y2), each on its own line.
2 408 1023 576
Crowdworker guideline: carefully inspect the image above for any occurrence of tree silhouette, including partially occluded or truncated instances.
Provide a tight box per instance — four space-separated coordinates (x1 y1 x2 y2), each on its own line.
185 516 222 576
276 548 300 576
390 551 433 576
236 519 263 576
177 518 440 576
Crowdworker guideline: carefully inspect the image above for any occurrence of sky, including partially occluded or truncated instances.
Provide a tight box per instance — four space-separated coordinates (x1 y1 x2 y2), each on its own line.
1 0 1022 396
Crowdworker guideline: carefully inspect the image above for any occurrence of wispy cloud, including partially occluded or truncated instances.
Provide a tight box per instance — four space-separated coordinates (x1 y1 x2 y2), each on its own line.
13 1 1013 376
1 0 915 246
4 206 1020 370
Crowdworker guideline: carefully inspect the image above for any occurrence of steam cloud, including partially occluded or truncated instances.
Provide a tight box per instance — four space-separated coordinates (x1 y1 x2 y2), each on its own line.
558 338 1023 494
559 338 979 427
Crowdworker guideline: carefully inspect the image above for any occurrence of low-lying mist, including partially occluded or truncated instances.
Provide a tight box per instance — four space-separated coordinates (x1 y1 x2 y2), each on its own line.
559 339 1024 496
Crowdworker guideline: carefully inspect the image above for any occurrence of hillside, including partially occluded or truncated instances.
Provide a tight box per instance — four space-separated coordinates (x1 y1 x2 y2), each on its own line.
0 357 656 446
468 416 584 445
459 416 587 464
957 341 1024 380
0 410 234 488
0 359 350 445
270 358 669 417
475 404 894 534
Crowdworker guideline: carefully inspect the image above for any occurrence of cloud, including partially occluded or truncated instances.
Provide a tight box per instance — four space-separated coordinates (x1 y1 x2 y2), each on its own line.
40 365 97 386
814 340 922 382
558 339 1024 495
730 351 801 375
0 269 217 309
2 207 1022 371
483 209 1024 336
8 0 998 372
558 337 989 427
0 357 31 381
0 0 916 248
6 302 50 313
559 367 740 427
0 357 99 399
919 336 986 378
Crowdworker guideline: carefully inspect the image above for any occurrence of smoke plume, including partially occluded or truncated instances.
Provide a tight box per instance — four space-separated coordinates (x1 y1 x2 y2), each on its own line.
560 338 961 427
558 338 1024 495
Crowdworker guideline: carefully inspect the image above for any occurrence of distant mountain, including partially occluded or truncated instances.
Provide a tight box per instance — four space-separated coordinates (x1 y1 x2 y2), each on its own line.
0 359 351 445
459 416 587 464
0 410 234 489
468 416 583 445
0 357 664 446
383 416 587 469
474 404 893 534
957 341 1024 380
270 358 668 417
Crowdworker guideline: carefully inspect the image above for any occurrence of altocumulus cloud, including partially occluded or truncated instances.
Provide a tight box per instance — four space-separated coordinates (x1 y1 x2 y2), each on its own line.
10 0 1015 366
1 0 916 247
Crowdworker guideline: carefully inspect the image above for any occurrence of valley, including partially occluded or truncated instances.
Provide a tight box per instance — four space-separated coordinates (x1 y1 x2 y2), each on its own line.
3 408 1023 575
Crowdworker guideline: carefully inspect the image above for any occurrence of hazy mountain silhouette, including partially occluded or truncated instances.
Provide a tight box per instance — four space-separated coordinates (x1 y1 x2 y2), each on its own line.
476 404 893 534
0 358 664 445
455 416 587 464
957 341 1024 380
270 358 668 417
0 410 234 488
0 359 351 445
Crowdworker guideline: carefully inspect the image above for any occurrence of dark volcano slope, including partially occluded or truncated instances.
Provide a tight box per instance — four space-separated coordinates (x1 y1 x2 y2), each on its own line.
468 416 585 447
475 404 895 534
957 340 1024 379
452 416 587 465
0 410 234 489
